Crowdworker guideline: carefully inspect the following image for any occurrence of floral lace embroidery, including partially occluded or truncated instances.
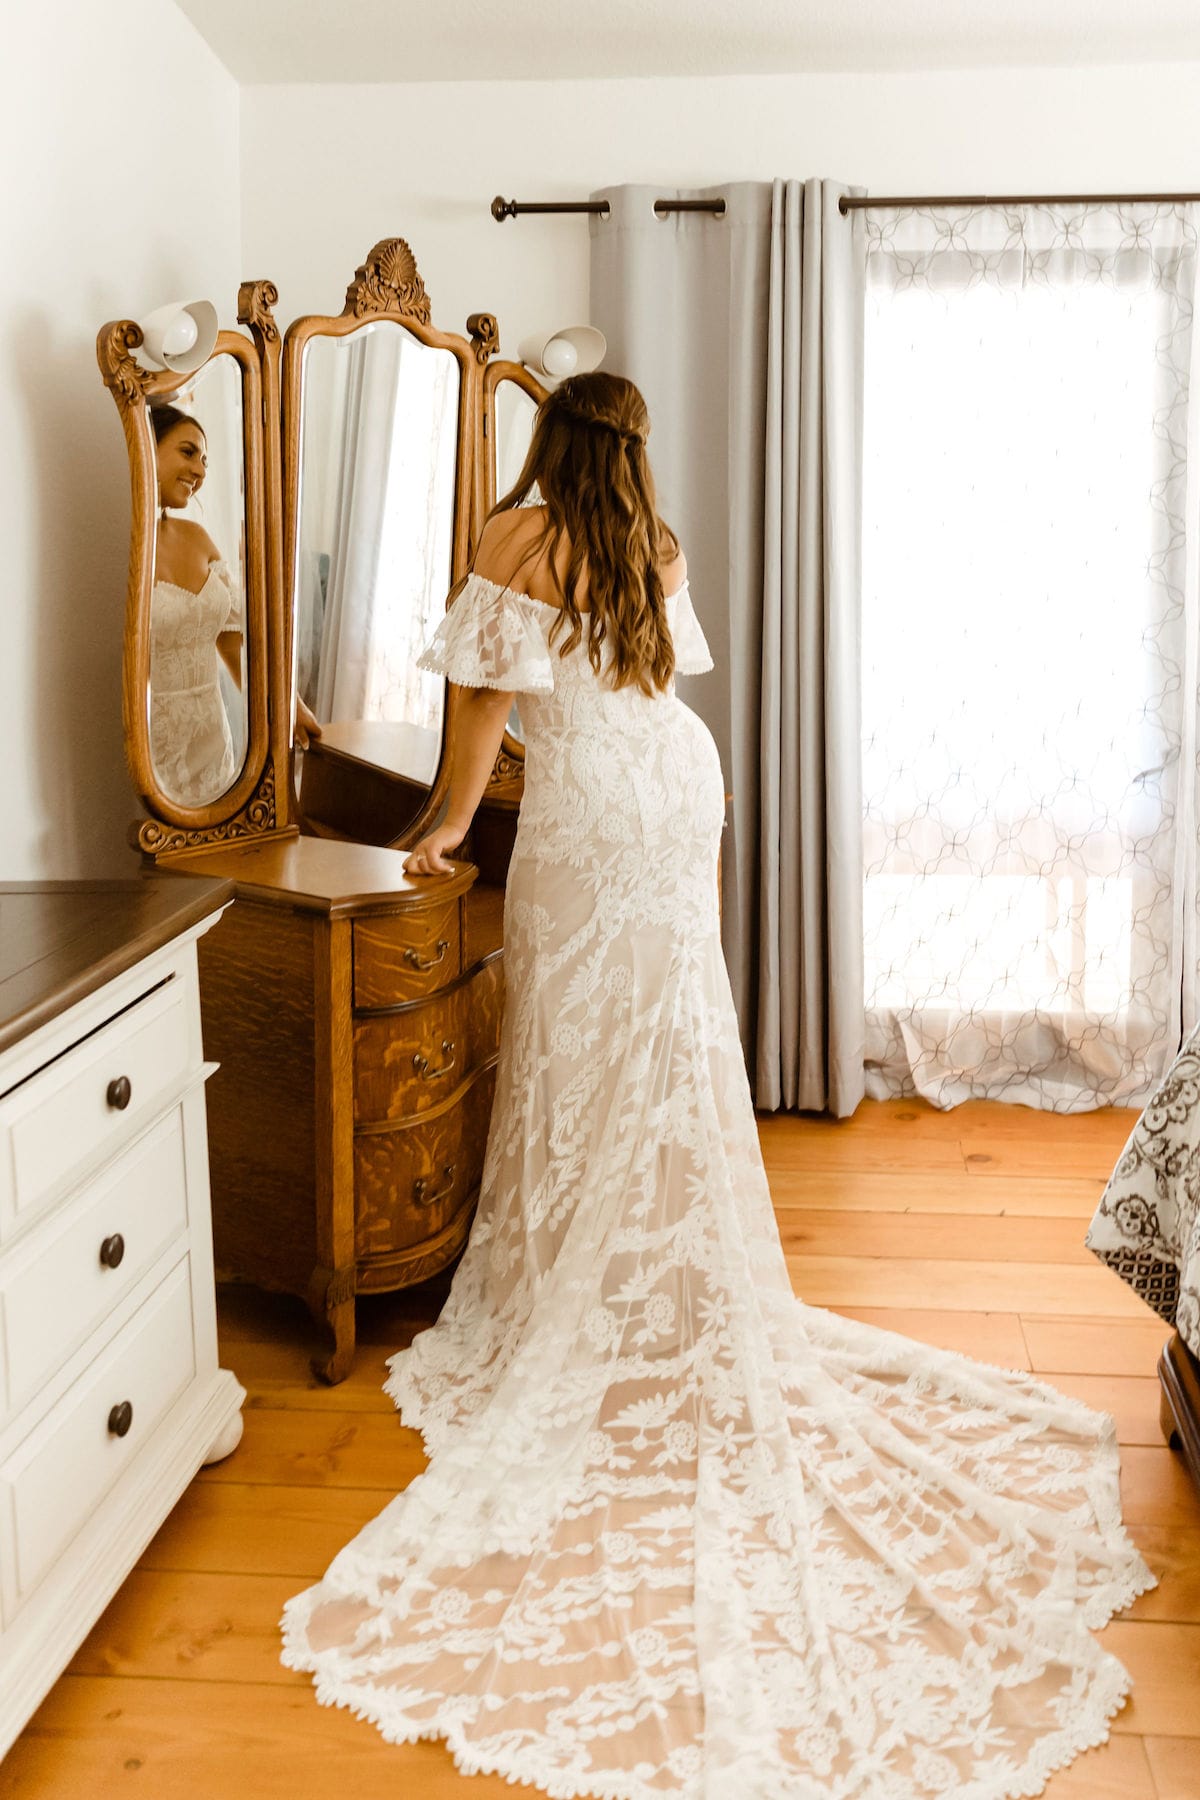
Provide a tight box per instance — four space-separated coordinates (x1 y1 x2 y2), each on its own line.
283 575 1153 1800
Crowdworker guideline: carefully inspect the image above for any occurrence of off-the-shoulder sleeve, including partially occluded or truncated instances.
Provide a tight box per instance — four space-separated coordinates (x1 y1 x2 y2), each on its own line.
670 583 714 674
417 574 555 693
213 562 242 633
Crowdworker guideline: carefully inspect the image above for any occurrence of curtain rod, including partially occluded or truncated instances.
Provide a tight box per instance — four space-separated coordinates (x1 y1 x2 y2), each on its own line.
491 195 727 222
492 190 1200 224
838 190 1200 213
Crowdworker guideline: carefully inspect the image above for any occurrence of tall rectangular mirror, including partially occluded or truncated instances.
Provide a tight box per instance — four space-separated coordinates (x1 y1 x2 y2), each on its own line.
294 322 460 793
282 241 483 847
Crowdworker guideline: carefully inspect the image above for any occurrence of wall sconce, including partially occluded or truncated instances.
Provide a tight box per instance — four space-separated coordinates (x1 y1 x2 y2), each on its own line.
517 325 607 385
134 300 219 375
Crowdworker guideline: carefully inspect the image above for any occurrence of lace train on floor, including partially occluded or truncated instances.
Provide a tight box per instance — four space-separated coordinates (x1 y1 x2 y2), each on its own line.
281 932 1153 1800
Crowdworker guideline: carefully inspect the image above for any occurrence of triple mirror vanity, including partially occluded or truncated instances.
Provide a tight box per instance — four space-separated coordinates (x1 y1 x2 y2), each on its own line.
97 239 545 1380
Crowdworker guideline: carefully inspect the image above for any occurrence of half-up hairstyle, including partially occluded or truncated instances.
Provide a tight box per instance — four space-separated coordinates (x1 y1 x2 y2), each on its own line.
150 402 205 445
483 372 680 695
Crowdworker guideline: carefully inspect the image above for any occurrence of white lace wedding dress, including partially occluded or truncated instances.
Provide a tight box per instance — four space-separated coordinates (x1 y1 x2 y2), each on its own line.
150 562 241 805
282 572 1155 1800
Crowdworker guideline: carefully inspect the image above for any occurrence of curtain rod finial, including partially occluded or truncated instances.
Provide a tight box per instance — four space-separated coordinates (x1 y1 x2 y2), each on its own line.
492 196 517 223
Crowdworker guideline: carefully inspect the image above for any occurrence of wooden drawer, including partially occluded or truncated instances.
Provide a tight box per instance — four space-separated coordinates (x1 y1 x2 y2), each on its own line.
353 898 461 1009
0 1107 191 1421
0 1258 195 1609
0 977 193 1240
354 954 504 1126
355 1064 497 1258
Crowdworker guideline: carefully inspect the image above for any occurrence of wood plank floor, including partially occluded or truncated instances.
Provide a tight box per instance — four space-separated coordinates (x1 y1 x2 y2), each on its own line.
5 1098 1200 1799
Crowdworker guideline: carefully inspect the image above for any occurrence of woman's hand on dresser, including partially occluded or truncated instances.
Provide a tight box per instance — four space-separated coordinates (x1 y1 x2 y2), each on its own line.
295 696 323 750
404 821 468 877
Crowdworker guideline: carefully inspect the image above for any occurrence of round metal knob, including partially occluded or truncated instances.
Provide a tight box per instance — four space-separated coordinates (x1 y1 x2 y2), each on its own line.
106 1076 132 1111
99 1234 125 1270
107 1400 134 1438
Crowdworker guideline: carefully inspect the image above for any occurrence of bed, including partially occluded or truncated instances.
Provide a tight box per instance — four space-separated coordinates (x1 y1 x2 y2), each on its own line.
1086 1024 1200 1492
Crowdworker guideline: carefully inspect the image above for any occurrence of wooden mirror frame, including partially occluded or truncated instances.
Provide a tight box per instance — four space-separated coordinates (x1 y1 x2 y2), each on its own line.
281 239 497 843
101 240 543 865
97 283 292 859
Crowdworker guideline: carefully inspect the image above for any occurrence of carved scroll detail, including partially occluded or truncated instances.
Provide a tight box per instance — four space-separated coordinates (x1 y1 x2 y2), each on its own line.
344 238 431 322
491 750 524 784
467 312 499 365
97 320 152 409
133 762 279 857
238 279 280 343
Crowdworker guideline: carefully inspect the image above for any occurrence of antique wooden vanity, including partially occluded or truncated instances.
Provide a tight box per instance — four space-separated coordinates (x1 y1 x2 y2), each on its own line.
98 241 545 1380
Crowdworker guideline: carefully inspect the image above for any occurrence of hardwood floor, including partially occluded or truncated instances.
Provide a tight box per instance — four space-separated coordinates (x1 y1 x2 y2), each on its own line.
5 1098 1199 1799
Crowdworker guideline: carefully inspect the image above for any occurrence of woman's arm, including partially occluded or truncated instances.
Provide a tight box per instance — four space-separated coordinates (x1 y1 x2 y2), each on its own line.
217 630 243 686
294 693 322 749
403 683 514 876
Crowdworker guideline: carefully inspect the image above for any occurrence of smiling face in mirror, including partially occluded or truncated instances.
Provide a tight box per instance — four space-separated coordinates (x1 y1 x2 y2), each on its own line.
155 409 208 510
148 361 249 809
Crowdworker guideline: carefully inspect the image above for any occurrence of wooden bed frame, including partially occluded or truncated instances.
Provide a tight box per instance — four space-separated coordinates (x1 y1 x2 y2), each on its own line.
1159 1332 1200 1493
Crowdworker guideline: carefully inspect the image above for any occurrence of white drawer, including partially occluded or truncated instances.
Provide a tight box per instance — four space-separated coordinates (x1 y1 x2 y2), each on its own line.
0 1258 195 1608
0 1108 191 1420
0 977 193 1240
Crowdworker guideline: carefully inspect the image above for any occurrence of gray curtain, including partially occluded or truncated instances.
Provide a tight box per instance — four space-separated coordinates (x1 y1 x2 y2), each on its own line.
590 180 866 1115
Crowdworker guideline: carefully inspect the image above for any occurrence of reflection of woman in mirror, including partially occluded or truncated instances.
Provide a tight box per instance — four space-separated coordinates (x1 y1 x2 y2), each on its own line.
151 404 321 808
150 403 244 805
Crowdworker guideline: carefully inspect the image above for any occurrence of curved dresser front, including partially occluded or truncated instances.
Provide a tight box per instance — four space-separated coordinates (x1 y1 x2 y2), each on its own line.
170 837 505 1383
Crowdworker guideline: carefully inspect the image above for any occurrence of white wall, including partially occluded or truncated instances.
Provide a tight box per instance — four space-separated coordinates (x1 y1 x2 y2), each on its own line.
242 63 1200 356
1 0 241 879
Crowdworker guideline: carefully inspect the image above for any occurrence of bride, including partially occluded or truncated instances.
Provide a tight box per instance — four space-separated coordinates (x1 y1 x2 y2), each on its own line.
282 372 1153 1800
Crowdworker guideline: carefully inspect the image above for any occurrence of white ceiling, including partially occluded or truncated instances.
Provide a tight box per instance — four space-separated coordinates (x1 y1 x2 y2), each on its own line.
173 0 1200 84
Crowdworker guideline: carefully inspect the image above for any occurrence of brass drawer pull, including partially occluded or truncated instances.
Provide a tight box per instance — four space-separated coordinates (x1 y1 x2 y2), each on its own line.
99 1233 126 1270
413 1040 456 1081
413 1163 456 1208
107 1400 134 1438
403 939 449 973
106 1075 133 1111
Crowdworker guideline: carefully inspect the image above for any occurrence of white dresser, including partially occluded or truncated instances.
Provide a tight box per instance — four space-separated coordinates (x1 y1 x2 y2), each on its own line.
0 877 245 1756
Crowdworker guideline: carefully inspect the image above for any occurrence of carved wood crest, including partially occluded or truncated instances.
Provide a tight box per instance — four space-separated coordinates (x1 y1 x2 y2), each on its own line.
344 238 431 323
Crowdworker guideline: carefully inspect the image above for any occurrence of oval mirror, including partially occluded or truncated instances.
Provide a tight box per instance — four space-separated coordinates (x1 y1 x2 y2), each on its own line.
148 354 249 808
494 377 539 502
482 364 547 756
99 314 272 852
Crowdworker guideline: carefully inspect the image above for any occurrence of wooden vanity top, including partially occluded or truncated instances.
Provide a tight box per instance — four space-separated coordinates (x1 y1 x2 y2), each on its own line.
305 721 441 785
0 877 234 1056
167 835 475 917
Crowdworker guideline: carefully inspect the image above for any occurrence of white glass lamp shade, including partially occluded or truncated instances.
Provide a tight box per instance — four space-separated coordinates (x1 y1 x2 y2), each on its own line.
517 325 607 386
135 300 219 375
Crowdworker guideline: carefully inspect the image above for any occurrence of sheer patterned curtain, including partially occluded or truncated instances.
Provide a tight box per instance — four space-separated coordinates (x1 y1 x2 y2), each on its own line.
862 203 1200 1111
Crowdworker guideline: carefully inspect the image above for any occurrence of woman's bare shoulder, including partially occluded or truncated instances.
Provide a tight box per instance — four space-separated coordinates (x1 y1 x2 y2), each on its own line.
168 517 222 561
660 542 687 596
474 507 547 587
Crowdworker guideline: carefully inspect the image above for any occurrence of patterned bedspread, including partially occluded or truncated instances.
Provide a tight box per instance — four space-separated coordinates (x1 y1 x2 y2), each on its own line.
1087 1024 1200 1358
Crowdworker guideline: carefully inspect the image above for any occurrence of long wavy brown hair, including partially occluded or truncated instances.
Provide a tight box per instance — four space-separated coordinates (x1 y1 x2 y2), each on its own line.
482 372 680 695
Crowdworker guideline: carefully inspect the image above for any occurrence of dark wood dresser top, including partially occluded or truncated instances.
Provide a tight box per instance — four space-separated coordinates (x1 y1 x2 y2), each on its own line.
0 877 234 1056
